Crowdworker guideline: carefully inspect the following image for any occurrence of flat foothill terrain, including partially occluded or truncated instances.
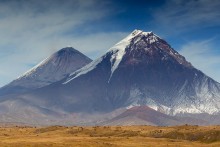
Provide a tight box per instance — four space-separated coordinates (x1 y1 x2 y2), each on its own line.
0 125 220 147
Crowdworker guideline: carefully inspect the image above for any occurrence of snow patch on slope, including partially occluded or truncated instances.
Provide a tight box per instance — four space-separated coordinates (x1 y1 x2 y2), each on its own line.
127 83 220 115
109 30 142 76
63 57 103 84
127 88 172 114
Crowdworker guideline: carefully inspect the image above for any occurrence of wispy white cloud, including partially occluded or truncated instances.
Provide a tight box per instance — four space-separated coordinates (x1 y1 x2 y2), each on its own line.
152 0 220 33
179 39 220 82
0 0 112 53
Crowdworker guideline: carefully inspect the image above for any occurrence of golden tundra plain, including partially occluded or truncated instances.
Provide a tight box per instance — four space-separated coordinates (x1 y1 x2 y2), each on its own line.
0 125 220 147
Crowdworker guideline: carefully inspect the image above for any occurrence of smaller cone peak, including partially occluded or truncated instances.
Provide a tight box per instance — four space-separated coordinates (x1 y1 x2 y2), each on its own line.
16 47 91 81
59 46 76 51
56 47 78 55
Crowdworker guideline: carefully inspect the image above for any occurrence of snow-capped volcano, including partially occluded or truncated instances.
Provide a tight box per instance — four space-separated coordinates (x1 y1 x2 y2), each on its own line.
65 30 192 83
60 29 220 115
0 47 92 96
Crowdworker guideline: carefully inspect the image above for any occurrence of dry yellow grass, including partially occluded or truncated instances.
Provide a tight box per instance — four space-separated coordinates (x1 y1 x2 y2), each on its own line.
0 125 220 147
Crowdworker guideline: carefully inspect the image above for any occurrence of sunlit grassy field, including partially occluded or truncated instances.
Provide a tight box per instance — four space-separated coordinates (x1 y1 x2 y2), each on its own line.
0 125 220 146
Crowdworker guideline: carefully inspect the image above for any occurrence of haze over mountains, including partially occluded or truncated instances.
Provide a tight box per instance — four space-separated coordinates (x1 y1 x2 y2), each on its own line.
0 30 220 126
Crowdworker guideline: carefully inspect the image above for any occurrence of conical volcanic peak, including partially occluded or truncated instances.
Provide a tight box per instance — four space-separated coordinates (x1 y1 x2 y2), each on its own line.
62 29 220 115
0 47 92 95
65 30 192 83
56 47 84 57
17 47 91 80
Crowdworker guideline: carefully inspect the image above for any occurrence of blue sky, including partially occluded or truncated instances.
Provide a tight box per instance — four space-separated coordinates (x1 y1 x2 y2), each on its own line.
0 0 220 86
